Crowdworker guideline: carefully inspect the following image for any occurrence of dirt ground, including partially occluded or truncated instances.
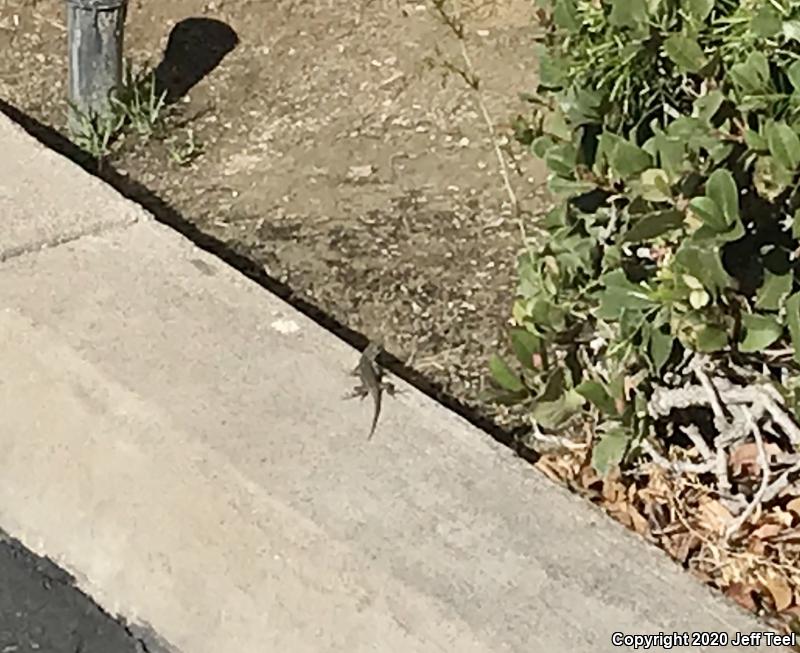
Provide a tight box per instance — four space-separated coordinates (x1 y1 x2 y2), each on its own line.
0 0 547 428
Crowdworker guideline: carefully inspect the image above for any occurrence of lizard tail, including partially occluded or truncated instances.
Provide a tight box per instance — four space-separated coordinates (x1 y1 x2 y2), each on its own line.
367 416 378 440
367 399 380 440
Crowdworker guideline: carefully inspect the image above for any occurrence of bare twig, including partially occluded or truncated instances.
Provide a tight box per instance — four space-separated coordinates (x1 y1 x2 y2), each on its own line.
760 459 800 504
714 444 735 507
683 424 713 462
724 409 771 542
527 421 585 451
429 0 522 225
759 391 800 447
649 358 800 523
640 439 716 475
649 377 800 447
690 357 729 424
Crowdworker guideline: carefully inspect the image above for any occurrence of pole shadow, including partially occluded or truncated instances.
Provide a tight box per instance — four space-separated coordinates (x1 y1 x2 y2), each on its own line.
152 17 239 104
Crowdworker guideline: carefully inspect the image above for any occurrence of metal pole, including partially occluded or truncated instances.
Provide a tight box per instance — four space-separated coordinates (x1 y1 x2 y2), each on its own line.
65 0 128 132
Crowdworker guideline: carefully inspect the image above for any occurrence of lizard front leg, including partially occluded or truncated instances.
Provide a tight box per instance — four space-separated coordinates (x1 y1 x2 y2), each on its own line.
343 384 369 400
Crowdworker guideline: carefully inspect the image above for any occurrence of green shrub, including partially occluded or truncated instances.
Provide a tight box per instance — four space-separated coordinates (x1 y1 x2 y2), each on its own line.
496 0 800 473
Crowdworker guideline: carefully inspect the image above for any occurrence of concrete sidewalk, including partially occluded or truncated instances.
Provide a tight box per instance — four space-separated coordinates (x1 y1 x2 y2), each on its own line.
0 113 787 652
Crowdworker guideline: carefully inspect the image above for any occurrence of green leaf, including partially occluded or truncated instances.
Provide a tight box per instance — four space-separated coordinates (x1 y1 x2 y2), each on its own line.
480 387 528 406
620 306 647 340
489 355 525 392
532 389 584 429
693 91 724 123
695 325 728 352
683 274 704 290
529 298 568 331
689 288 710 309
708 139 735 165
552 0 580 31
754 155 794 201
531 135 556 158
548 176 597 197
609 138 653 179
561 86 604 124
516 253 539 298
756 271 793 310
766 120 800 170
750 4 782 38
594 132 615 175
538 52 568 88
667 115 706 141
663 34 707 73
681 0 713 22
649 327 674 372
688 196 727 231
591 426 630 476
543 204 568 229
654 133 687 179
740 313 783 352
745 128 768 151
706 169 740 225
675 243 732 295
729 52 771 94
545 142 578 176
622 209 683 242
540 367 566 402
610 0 648 29
787 60 800 93
638 168 672 202
576 380 618 415
787 293 800 364
596 270 655 319
510 328 542 370
542 110 572 141
784 20 800 43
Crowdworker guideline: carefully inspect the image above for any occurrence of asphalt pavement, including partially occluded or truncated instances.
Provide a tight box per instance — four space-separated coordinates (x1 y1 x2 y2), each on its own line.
0 532 142 653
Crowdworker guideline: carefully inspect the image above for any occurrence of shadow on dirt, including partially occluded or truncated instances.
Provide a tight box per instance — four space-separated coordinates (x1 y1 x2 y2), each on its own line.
0 99 535 465
153 17 239 104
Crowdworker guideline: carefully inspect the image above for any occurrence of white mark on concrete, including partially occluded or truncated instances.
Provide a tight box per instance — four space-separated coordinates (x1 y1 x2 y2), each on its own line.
270 319 301 335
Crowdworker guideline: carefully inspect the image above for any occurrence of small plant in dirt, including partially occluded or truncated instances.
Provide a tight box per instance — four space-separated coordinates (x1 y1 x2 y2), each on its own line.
67 102 126 159
111 60 168 138
68 60 186 163
167 127 204 167
494 0 800 632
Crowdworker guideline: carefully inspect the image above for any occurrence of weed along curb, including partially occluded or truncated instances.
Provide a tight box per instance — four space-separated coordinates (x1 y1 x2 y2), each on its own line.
63 3 203 164
65 0 128 132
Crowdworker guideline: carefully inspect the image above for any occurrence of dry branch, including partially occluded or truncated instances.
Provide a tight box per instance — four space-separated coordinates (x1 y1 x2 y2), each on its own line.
643 356 800 540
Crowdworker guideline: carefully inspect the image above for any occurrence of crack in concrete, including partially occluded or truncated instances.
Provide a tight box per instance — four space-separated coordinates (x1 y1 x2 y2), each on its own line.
0 215 140 264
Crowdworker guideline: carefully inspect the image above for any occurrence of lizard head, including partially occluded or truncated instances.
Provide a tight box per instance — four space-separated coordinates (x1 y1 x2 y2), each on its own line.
363 342 382 360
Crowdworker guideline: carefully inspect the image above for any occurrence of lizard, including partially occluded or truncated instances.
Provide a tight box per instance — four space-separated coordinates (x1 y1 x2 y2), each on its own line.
345 341 397 440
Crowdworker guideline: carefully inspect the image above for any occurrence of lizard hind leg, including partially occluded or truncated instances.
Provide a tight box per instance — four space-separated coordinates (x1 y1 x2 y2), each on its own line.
382 381 404 397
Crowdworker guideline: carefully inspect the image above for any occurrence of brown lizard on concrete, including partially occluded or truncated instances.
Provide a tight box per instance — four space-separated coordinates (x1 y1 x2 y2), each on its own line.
345 342 397 440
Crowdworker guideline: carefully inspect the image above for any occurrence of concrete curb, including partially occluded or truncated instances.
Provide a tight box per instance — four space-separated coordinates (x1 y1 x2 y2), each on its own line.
0 115 139 262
